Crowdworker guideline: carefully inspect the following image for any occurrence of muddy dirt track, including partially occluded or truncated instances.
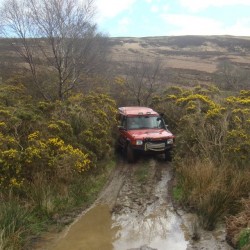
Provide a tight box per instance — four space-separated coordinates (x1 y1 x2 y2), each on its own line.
36 156 233 250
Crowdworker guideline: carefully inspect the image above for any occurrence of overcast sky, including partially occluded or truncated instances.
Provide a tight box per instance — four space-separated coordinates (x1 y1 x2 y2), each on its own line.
95 0 250 37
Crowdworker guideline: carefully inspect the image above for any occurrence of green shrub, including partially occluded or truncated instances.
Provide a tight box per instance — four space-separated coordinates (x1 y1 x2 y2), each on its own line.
226 199 250 248
0 199 41 250
238 228 250 249
153 86 250 230
172 186 183 202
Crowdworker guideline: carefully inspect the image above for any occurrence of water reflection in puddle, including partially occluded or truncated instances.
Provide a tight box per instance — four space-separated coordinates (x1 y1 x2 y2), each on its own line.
50 204 188 250
50 203 188 249
112 204 188 250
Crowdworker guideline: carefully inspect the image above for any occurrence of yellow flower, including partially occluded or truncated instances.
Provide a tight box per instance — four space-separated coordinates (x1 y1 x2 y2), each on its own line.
2 149 18 159
9 178 23 188
28 131 40 141
48 123 60 131
0 122 6 127
48 138 64 148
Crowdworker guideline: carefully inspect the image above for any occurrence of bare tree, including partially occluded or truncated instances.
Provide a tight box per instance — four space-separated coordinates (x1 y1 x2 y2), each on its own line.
123 55 162 106
2 0 49 98
216 61 249 90
2 0 108 100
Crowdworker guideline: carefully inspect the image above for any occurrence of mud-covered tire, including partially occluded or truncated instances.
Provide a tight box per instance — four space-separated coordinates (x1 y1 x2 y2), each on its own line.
164 150 172 161
126 144 135 163
114 141 121 154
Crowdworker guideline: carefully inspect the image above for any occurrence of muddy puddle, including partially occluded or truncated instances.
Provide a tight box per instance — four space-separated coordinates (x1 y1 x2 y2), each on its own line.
111 167 188 250
38 159 232 250
47 204 187 250
49 205 116 250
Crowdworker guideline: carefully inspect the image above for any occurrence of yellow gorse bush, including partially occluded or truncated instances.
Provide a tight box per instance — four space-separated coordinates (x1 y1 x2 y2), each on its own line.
24 134 91 180
0 129 22 188
152 85 250 231
152 85 250 167
224 91 250 166
0 154 22 188
28 131 40 141
67 93 117 160
0 81 117 189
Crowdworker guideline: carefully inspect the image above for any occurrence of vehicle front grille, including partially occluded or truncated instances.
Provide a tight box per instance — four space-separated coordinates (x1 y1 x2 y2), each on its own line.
145 142 166 151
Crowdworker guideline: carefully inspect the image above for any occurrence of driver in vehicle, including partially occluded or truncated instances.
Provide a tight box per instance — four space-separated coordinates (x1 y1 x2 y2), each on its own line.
127 118 139 129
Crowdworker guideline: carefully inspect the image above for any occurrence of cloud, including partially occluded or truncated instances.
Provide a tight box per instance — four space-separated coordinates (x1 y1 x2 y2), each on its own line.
160 14 224 35
119 17 131 27
160 14 250 36
179 0 250 12
95 0 136 20
151 5 159 13
224 18 250 36
162 4 170 12
110 17 132 36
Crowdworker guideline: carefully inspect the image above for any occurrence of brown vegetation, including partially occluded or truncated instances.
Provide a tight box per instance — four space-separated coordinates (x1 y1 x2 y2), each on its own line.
152 85 250 248
226 199 250 249
1 15 250 247
108 36 250 91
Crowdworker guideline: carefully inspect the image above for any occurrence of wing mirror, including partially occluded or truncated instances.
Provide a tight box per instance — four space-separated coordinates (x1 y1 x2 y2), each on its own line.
118 125 125 130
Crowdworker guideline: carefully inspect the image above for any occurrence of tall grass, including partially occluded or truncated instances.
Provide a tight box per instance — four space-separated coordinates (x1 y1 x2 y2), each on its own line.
70 159 116 206
0 199 36 250
226 199 250 249
0 159 116 249
176 160 250 230
26 174 70 218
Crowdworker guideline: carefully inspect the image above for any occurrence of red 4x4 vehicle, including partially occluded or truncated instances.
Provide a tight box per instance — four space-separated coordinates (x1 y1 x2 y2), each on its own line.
116 107 175 162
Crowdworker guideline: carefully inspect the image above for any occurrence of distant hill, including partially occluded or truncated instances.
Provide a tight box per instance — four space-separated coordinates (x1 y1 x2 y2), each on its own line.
107 35 250 87
1 35 250 87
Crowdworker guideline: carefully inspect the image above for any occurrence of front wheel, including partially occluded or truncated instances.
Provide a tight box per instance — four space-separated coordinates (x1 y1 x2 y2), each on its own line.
114 141 121 154
164 150 172 161
126 144 135 163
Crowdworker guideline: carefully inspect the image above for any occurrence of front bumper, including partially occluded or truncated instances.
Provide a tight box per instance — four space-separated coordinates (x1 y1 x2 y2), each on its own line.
132 141 173 152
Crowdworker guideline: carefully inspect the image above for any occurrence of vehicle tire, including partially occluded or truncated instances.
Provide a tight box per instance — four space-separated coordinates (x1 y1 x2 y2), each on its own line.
164 150 172 161
114 141 121 154
126 144 135 163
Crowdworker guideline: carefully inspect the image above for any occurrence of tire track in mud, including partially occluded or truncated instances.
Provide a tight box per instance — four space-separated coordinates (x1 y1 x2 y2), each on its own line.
95 156 233 250
35 156 233 250
95 156 189 250
96 159 131 208
98 157 167 208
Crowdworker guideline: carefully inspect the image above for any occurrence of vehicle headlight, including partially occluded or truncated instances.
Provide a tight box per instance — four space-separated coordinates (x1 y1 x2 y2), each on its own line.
136 140 143 145
167 139 173 144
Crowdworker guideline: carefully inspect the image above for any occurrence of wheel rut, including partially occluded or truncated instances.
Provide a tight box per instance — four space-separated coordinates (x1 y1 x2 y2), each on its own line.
36 156 233 250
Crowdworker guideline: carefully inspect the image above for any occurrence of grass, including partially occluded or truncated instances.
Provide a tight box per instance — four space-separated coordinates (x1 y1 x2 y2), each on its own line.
0 199 45 250
238 228 250 249
172 186 183 201
0 159 116 249
175 160 250 230
226 198 250 249
26 176 60 218
70 159 116 206
134 161 151 183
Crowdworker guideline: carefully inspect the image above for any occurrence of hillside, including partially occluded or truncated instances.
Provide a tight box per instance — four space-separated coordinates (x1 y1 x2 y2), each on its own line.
1 35 250 250
107 35 250 86
1 35 250 87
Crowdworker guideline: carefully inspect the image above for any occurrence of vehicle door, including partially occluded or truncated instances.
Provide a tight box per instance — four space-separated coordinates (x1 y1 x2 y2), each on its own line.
118 115 128 148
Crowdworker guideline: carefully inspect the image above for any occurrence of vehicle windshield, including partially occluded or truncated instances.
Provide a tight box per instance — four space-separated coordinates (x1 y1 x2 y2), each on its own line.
127 116 165 130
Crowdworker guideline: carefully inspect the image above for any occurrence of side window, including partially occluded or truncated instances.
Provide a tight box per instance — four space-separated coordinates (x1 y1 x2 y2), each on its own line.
158 117 166 129
121 116 127 127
